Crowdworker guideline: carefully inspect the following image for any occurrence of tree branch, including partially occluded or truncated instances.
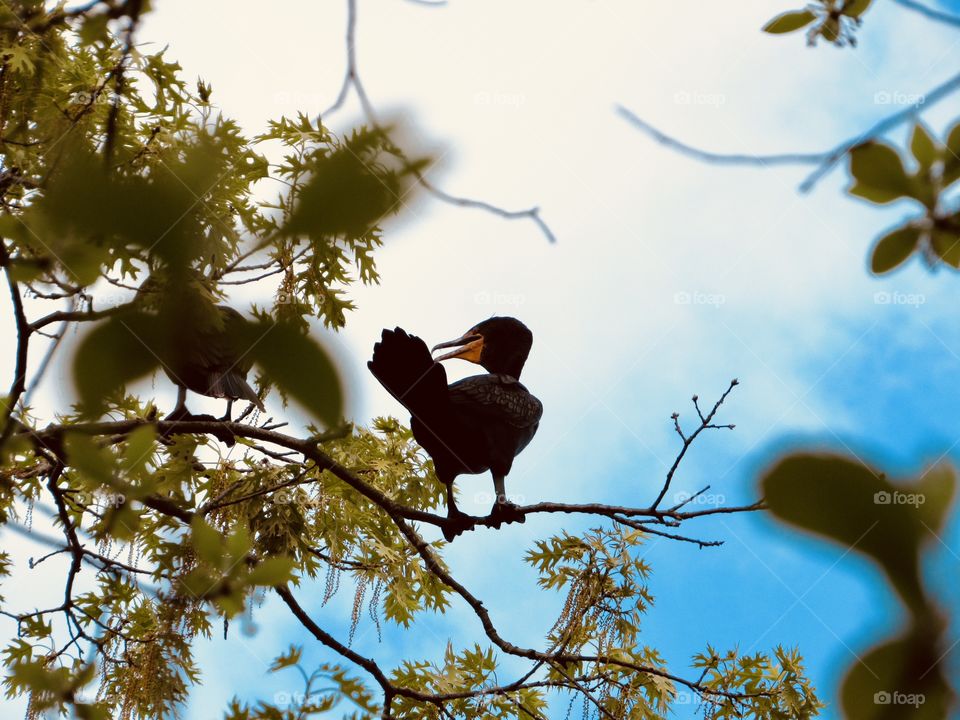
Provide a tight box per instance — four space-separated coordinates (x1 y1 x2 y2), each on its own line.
0 243 31 449
617 65 960 193
324 0 556 243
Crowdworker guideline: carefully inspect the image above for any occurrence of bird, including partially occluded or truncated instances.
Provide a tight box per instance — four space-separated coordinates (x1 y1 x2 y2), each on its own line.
134 273 264 422
368 316 542 540
163 304 265 422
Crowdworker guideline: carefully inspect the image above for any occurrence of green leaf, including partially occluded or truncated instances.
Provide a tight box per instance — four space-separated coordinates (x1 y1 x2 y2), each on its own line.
71 311 161 415
225 525 251 567
841 630 952 720
77 13 109 46
245 321 343 426
762 10 817 34
269 646 303 672
1 45 34 74
191 517 223 566
870 225 919 274
282 125 427 241
64 434 115 485
759 453 952 611
59 241 110 287
820 17 841 42
121 425 156 475
913 464 956 534
848 142 912 204
246 556 295 587
943 121 960 187
930 229 960 267
843 0 873 18
946 120 960 158
910 123 937 170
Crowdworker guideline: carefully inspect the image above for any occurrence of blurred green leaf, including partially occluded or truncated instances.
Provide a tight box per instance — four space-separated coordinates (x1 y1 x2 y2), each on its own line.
64 434 115 486
225 525 251 567
820 16 841 42
760 453 954 610
121 425 157 475
246 556 295 587
841 628 952 720
931 230 960 268
763 10 817 33
244 321 343 426
849 142 912 204
191 517 223 566
77 13 110 45
282 126 424 240
871 225 920 274
914 464 957 533
943 121 960 187
844 0 873 18
910 123 937 170
72 310 161 415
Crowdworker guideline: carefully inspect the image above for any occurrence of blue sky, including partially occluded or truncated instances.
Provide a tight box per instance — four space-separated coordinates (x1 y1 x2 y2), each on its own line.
3 0 960 717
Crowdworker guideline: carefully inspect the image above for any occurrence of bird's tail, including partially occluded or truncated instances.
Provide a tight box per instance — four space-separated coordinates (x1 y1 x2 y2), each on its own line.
210 371 265 411
368 327 448 421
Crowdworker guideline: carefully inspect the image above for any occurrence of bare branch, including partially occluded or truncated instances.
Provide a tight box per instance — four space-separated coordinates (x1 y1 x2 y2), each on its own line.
652 379 738 509
617 65 960 192
324 0 556 243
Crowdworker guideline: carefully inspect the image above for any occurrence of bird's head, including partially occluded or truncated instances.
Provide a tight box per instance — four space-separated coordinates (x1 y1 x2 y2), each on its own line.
431 316 533 379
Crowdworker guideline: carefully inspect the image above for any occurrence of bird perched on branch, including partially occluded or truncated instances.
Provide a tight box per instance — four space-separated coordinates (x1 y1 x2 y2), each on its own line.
136 273 264 422
368 316 542 540
164 304 265 422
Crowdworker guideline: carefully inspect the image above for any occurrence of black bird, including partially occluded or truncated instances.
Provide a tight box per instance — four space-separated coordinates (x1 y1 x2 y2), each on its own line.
368 316 542 540
136 273 265 422
164 304 265 422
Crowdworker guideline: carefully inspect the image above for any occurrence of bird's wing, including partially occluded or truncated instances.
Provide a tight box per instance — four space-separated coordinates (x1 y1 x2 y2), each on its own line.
448 374 542 429
368 327 450 420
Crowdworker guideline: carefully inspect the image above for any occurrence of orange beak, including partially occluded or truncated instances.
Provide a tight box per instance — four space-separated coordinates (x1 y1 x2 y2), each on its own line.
431 331 484 364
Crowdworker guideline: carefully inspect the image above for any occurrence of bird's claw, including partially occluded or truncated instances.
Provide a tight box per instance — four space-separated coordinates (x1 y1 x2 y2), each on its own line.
164 409 235 446
164 406 192 422
442 509 474 542
488 500 525 529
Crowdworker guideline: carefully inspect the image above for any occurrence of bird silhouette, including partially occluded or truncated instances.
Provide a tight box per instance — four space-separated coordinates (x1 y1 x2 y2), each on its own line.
163 304 264 422
368 316 541 540
135 273 264 422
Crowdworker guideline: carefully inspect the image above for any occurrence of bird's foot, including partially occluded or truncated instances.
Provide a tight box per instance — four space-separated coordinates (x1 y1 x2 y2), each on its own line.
488 500 526 529
442 509 474 542
164 406 193 422
163 409 235 446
